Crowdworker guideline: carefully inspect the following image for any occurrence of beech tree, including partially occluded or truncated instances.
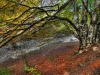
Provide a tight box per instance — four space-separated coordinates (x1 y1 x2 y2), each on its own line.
0 0 100 52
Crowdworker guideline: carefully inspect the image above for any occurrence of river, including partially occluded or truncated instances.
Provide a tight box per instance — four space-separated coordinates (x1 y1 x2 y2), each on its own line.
0 35 78 63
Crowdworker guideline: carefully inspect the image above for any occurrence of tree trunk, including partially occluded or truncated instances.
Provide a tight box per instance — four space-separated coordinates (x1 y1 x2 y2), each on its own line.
77 0 99 51
77 0 88 51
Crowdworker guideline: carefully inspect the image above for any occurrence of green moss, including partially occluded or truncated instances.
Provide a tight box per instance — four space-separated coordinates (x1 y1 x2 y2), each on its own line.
0 68 14 75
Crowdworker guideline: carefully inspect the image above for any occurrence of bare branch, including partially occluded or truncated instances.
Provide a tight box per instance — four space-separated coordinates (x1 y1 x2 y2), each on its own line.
0 1 10 9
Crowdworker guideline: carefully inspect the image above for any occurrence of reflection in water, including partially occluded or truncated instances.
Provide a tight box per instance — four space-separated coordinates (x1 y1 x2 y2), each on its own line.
0 35 78 63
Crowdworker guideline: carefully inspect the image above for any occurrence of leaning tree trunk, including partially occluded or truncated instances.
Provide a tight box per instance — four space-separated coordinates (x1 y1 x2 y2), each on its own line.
73 0 83 50
76 0 89 50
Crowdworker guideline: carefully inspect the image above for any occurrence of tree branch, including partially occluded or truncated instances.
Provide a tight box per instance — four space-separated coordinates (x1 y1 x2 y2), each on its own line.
53 16 79 33
0 0 72 47
82 0 92 18
0 16 49 48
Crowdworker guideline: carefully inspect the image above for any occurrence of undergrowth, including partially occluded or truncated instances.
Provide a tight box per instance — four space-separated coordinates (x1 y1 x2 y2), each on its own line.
0 68 14 75
23 54 41 75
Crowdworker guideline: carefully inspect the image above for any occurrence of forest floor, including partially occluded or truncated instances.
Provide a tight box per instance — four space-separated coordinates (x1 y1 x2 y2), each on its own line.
0 42 100 75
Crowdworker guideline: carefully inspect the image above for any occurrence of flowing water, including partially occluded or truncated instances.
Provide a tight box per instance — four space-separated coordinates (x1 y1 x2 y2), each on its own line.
0 35 78 63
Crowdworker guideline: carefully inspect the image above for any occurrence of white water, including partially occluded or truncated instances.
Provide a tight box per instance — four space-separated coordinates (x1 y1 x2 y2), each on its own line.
0 35 78 63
